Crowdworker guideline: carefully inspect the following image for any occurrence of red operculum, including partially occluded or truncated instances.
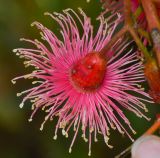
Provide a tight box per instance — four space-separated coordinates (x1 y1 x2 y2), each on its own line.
156 5 160 17
70 52 107 92
144 59 160 103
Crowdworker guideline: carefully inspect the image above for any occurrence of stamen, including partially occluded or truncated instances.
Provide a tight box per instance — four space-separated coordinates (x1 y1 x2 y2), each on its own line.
104 136 113 149
13 49 17 53
82 134 88 142
53 135 57 140
19 103 24 108
11 80 16 84
69 148 72 153
62 129 66 136
28 118 33 122
17 93 22 97
88 132 92 156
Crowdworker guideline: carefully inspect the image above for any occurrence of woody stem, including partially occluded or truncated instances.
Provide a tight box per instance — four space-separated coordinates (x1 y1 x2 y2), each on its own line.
141 0 160 67
145 118 160 135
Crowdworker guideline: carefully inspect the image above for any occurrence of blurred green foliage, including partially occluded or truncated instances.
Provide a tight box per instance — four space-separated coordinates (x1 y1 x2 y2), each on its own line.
0 0 159 158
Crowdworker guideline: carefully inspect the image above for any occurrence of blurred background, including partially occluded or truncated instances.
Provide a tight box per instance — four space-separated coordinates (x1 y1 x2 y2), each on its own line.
0 0 159 158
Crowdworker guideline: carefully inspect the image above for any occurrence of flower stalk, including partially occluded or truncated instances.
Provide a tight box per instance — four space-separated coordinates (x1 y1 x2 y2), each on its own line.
141 0 160 67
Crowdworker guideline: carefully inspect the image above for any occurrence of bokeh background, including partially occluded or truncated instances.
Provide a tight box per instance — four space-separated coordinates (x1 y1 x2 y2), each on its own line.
0 0 159 158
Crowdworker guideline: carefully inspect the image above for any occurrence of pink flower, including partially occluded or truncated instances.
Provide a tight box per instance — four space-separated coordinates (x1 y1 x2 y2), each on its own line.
12 9 152 155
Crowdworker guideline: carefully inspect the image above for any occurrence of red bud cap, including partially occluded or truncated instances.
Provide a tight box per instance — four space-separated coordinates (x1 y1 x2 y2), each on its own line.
144 59 160 103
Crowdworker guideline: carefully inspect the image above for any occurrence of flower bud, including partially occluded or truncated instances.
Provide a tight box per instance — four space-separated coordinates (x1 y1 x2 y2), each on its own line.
144 59 160 103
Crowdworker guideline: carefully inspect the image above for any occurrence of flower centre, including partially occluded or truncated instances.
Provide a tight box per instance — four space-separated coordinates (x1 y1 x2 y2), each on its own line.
70 52 107 92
